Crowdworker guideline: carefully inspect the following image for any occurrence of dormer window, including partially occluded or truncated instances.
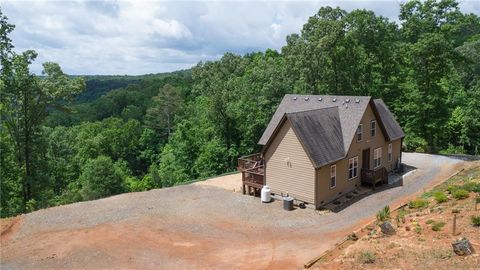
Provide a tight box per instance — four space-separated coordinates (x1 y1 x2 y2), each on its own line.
356 124 363 142
371 120 377 137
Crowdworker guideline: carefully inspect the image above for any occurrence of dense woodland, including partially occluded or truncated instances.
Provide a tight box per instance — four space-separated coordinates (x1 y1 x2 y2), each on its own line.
1 0 480 217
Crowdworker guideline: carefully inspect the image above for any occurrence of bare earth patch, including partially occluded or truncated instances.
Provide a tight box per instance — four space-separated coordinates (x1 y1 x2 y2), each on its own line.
313 162 480 270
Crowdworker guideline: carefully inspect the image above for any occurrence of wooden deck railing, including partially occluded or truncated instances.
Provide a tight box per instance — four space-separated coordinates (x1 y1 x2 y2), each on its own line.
238 153 265 195
237 153 263 172
361 167 388 190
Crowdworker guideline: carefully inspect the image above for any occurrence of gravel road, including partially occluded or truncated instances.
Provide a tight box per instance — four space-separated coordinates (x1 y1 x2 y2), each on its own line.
1 153 464 269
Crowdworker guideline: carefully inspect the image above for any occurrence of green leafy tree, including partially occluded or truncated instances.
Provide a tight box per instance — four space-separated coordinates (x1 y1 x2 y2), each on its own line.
144 83 183 139
78 156 127 200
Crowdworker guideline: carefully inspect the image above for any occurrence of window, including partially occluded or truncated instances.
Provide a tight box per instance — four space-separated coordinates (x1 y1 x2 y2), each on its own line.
356 124 363 142
330 165 336 188
374 147 382 168
371 120 376 137
348 156 358 180
388 143 392 162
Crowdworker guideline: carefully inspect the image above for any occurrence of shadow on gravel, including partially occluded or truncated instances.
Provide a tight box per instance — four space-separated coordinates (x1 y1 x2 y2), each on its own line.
320 164 417 213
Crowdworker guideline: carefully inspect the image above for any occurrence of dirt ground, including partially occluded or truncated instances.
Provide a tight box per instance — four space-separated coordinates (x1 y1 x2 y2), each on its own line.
193 172 243 192
0 153 466 269
313 163 480 270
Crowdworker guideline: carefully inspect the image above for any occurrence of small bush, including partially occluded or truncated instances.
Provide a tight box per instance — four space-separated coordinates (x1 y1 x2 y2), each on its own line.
414 224 422 234
452 189 469 200
452 208 460 214
462 182 480 193
431 221 446 231
447 185 459 194
396 208 407 224
476 197 480 203
409 198 429 209
376 205 391 222
426 219 435 224
433 191 448 203
358 251 376 264
471 216 480 227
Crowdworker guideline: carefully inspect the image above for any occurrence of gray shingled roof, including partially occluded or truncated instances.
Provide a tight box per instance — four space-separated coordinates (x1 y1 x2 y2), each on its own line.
260 94 404 168
287 107 345 168
373 99 405 141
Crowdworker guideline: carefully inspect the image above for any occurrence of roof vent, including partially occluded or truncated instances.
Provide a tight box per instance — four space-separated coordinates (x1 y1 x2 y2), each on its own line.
293 96 297 100
345 99 350 103
318 97 322 101
332 98 337 102
305 97 309 101
355 99 360 103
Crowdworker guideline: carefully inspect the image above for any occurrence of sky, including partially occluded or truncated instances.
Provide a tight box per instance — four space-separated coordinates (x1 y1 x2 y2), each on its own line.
1 0 479 75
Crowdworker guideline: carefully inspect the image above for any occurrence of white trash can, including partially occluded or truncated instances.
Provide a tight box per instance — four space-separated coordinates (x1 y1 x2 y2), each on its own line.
261 186 271 203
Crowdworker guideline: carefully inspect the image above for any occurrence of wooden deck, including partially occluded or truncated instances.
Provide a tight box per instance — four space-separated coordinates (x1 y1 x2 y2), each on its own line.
361 167 388 190
238 153 265 195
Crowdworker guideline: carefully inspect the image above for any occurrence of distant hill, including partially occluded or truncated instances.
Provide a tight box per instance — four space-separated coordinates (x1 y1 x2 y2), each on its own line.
74 70 192 103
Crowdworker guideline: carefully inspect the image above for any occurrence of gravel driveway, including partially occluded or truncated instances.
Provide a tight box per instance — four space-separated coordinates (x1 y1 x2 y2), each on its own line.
1 153 463 269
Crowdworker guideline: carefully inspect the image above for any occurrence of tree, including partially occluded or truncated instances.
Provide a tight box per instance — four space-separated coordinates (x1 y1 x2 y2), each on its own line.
144 83 183 139
78 156 127 200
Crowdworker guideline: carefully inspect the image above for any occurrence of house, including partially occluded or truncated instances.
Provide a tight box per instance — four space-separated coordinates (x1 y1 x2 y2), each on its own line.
239 95 404 209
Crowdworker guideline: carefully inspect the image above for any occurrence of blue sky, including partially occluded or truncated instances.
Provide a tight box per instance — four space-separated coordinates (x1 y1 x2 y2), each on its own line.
2 0 479 75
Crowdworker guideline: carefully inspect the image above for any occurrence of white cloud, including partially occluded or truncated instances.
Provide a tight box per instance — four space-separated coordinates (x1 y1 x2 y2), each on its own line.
1 0 479 75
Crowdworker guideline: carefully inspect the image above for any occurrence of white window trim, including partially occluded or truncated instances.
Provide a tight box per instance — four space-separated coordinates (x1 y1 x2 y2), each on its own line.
330 165 336 189
388 143 392 162
371 120 376 137
356 124 363 142
348 156 359 180
374 147 382 169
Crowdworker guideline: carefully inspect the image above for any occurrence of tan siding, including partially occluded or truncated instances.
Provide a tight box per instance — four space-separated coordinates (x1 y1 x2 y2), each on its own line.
264 120 315 203
315 103 402 208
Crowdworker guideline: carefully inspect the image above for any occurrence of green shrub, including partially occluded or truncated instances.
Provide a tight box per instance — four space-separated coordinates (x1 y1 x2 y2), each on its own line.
396 208 407 224
476 197 480 203
431 221 446 231
358 251 376 264
426 219 435 224
414 224 422 234
376 205 391 222
447 185 459 194
471 216 480 227
462 182 480 193
452 208 460 214
433 191 448 203
409 198 429 209
452 189 469 200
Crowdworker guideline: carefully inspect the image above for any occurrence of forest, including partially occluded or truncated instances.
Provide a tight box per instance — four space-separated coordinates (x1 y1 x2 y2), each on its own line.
1 0 479 217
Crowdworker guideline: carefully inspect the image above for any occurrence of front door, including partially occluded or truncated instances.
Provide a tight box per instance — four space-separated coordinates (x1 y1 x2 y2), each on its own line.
362 148 370 170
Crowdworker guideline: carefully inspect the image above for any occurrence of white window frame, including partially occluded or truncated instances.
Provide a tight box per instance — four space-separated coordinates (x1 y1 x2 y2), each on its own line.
371 120 376 137
356 124 363 142
388 143 392 162
330 165 336 189
374 147 382 169
348 156 358 180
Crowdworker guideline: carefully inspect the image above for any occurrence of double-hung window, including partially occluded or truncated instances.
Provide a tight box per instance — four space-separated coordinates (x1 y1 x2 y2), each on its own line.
371 120 376 137
388 143 392 162
348 157 358 180
374 147 382 168
356 124 363 142
330 165 336 188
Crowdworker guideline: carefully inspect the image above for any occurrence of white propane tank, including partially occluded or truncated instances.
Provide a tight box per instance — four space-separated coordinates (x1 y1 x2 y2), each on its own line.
261 186 271 203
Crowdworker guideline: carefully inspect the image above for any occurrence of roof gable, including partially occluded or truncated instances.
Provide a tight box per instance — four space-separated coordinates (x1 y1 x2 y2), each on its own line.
373 99 405 141
287 108 345 168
